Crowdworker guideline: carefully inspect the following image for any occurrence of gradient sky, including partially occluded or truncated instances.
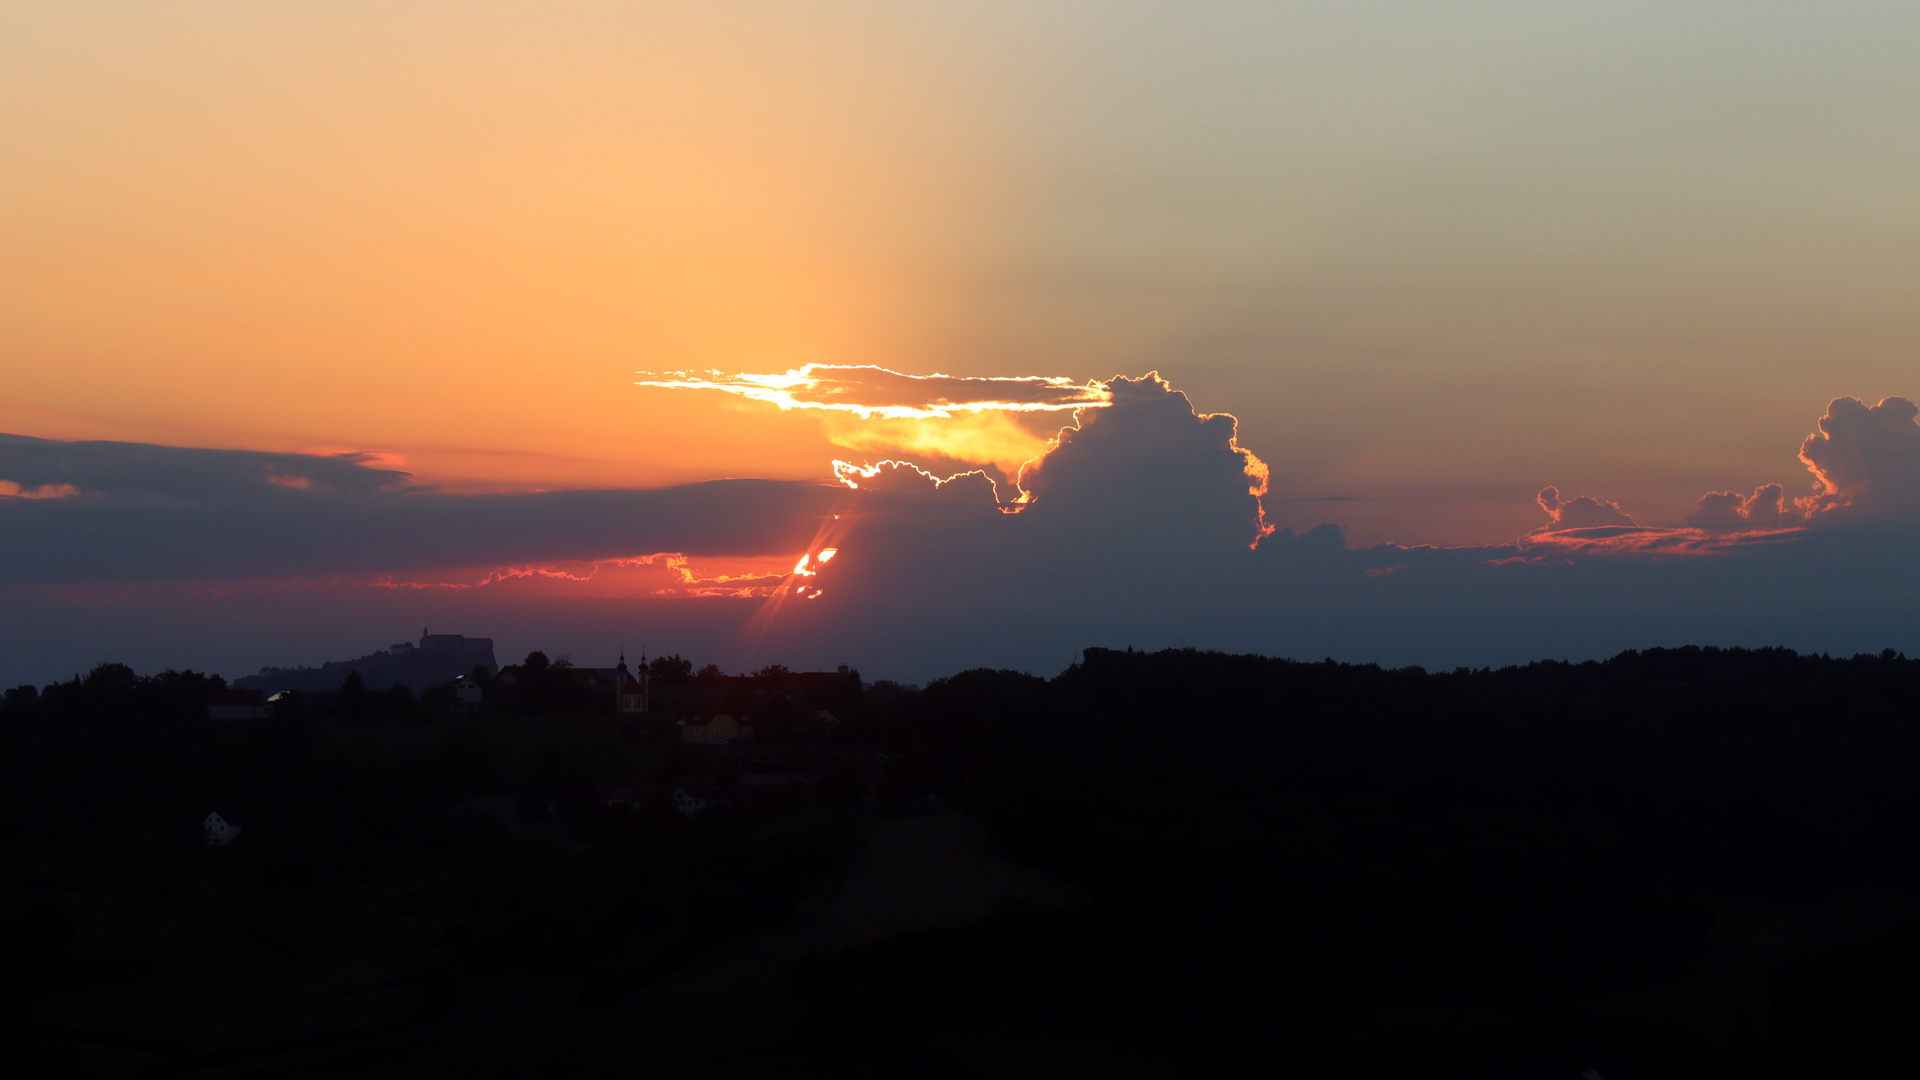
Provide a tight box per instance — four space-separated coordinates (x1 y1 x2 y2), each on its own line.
5 3 1920 684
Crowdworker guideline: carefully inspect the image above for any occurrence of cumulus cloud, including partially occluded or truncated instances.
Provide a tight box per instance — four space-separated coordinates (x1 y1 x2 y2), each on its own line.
1016 373 1272 550
1531 486 1637 533
1676 396 1920 532
1797 396 1920 519
749 380 1920 680
635 364 1108 419
1688 484 1801 531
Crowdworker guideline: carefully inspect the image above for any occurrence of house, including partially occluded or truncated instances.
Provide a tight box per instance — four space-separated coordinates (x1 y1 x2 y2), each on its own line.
203 812 241 845
207 689 269 719
679 713 753 744
452 674 484 710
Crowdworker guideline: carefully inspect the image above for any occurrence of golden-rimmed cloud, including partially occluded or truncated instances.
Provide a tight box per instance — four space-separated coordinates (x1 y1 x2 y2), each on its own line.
1679 396 1920 532
1797 396 1920 520
635 364 1109 420
1531 486 1638 533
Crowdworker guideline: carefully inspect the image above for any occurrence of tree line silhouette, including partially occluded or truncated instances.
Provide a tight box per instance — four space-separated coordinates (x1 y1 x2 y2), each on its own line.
5 644 1920 1074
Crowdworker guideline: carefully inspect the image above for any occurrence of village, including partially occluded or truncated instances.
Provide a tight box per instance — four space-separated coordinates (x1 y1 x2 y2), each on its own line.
208 631 894 832
0 637 1051 1077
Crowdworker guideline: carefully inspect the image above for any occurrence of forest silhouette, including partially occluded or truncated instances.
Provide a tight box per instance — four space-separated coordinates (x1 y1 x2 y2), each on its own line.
3 644 1918 1076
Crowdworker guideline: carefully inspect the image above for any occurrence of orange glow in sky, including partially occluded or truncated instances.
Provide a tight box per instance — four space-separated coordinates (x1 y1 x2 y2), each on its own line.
364 553 799 599
6 4 1920 546
0 481 79 500
634 365 1108 420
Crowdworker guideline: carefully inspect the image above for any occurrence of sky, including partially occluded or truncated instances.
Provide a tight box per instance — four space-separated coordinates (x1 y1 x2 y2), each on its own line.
5 2 1920 685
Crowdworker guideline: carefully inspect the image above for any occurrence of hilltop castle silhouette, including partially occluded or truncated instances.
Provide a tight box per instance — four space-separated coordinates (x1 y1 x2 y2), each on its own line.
236 628 498 695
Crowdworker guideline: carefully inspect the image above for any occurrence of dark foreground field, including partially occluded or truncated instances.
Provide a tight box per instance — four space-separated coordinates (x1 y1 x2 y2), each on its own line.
5 646 1920 1077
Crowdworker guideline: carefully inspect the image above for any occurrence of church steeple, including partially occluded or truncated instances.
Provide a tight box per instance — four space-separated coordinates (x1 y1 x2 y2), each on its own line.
615 645 648 714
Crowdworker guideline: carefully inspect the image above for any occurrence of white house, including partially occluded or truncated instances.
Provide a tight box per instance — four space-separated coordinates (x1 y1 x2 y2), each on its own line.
452 674 484 710
203 812 241 846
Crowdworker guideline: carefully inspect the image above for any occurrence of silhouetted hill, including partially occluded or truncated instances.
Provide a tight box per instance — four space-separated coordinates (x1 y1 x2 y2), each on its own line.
235 629 497 694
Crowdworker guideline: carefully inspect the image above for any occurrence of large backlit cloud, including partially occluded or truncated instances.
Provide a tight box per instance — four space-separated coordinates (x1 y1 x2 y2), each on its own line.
1797 396 1920 520
758 382 1920 680
1016 373 1272 550
1679 396 1920 532
635 364 1109 419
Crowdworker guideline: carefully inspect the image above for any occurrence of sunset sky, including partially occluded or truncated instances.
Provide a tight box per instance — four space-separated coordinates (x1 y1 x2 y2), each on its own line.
6 2 1920 685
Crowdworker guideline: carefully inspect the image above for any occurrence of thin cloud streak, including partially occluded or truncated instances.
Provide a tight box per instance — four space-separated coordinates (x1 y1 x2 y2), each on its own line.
635 364 1110 419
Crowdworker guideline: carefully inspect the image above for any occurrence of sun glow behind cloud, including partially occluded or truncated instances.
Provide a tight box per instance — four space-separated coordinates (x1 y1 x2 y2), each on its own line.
637 363 1113 486
635 365 1109 420
817 411 1057 481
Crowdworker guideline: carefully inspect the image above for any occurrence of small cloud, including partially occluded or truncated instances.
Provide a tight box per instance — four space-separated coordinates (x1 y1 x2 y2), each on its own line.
0 480 78 500
1532 485 1637 533
1688 483 1802 531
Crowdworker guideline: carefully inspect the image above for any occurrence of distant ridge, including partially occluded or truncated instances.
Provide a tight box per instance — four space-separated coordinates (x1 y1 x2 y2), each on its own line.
235 628 497 695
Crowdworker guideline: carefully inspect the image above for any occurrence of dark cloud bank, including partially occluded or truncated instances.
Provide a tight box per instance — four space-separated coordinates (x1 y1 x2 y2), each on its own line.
5 382 1920 685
